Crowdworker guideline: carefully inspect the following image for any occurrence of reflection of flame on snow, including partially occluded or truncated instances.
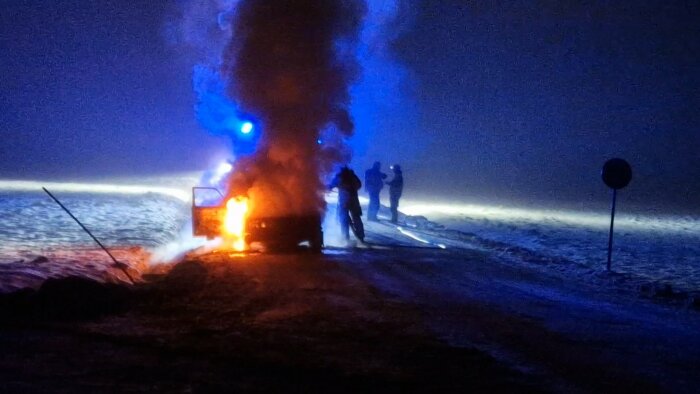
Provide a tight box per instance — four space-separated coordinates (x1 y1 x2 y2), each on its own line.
224 196 249 251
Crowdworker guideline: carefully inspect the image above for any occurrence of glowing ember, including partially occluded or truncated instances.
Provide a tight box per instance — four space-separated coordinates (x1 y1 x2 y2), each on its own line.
224 196 249 251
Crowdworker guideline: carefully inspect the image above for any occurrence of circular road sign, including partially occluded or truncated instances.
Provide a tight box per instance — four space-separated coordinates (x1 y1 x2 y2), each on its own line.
602 158 632 189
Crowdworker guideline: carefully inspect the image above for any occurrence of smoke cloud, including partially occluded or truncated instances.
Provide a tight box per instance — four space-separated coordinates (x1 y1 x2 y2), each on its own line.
349 0 419 166
163 0 237 64
222 0 367 217
170 1 412 216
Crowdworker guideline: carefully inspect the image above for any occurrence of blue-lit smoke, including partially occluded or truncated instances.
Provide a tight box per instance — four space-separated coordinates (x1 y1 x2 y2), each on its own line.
219 0 366 217
192 64 259 157
179 0 415 201
177 0 415 162
349 1 418 168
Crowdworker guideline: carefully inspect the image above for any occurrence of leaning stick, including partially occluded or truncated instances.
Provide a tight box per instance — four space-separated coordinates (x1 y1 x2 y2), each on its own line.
42 187 134 284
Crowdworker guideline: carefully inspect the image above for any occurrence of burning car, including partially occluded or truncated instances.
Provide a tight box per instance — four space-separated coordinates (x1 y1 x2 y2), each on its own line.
192 187 323 253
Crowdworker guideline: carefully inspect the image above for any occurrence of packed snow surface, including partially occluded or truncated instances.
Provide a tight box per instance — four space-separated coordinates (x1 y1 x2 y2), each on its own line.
401 199 700 293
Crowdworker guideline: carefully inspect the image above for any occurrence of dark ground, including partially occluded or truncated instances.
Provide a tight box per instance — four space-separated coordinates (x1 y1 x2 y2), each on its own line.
0 253 538 393
2 233 698 393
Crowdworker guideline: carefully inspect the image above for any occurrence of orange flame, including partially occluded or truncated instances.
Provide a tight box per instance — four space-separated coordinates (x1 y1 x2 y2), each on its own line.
224 196 249 251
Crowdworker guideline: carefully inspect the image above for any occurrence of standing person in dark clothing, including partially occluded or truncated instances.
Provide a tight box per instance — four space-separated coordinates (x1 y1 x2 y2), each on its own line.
329 166 365 243
364 161 387 222
386 164 404 224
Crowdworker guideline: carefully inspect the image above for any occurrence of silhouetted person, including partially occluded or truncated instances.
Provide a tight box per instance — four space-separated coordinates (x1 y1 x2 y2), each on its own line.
364 161 387 221
386 164 403 224
329 166 365 243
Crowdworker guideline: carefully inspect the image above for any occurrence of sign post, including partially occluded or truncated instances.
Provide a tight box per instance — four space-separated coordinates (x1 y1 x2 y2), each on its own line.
601 158 632 271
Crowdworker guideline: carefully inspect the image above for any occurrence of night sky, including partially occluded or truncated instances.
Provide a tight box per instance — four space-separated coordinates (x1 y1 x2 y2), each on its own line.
1 1 698 212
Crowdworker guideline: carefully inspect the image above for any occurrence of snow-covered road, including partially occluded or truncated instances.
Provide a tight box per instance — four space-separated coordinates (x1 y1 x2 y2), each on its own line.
347 220 700 393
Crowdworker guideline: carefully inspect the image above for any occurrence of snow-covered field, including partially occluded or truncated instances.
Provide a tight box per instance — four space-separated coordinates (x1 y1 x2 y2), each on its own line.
0 185 190 291
400 200 700 295
0 190 188 259
1 178 698 299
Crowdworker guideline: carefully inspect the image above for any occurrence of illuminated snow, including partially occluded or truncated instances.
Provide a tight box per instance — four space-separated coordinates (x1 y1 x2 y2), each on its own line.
400 200 699 235
0 180 189 202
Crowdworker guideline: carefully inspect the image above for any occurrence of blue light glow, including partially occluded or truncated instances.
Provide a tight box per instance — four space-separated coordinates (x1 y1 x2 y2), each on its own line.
241 122 254 134
192 66 260 156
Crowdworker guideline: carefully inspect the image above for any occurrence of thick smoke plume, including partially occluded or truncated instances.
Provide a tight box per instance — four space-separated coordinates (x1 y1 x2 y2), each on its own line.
223 0 367 217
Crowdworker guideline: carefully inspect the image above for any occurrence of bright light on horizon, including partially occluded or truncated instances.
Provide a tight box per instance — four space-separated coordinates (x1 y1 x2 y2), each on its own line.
1 180 696 236
400 199 699 235
0 180 190 202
